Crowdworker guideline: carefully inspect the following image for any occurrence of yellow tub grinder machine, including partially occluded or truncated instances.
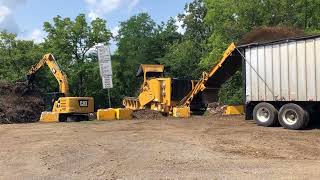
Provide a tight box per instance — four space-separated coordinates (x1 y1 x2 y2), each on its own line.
122 43 244 117
122 64 197 117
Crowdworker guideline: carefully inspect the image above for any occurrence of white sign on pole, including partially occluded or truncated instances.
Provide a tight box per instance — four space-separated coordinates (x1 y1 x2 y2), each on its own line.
97 46 111 63
97 45 113 89
102 75 113 89
100 61 113 76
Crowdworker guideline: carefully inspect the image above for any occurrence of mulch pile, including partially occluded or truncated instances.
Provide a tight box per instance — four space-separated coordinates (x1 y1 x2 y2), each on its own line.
207 103 227 115
0 81 45 124
133 109 165 120
239 26 306 45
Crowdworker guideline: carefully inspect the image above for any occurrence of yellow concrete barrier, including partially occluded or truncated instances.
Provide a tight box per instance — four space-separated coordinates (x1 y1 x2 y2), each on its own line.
224 105 244 115
97 109 116 121
173 107 190 118
115 108 133 120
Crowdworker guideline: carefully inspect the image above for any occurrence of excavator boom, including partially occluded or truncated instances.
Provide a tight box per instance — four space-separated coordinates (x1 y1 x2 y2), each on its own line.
27 54 69 96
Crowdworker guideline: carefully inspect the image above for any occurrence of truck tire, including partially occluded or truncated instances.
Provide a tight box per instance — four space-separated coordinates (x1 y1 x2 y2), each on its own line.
303 110 310 129
253 103 278 127
278 103 309 130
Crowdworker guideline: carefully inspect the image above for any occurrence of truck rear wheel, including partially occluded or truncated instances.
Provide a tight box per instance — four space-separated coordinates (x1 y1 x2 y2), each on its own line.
253 103 278 127
278 103 309 130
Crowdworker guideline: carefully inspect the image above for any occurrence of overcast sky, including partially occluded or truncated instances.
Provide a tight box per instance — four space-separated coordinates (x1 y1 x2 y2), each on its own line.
0 0 191 46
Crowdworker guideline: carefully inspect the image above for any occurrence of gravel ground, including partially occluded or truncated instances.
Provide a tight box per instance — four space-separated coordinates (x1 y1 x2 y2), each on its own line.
0 115 320 179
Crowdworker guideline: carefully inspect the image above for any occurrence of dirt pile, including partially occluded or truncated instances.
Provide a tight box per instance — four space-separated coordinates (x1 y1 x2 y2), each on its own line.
207 103 227 115
240 26 306 45
133 109 165 120
0 81 45 124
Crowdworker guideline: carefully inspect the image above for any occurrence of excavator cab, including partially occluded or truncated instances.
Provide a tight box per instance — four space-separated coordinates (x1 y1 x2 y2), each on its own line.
43 92 65 111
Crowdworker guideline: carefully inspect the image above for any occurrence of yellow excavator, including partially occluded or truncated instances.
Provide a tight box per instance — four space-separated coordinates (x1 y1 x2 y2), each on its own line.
27 53 94 122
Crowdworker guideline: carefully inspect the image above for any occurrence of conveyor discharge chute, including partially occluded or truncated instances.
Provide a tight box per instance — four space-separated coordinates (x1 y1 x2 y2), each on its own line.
179 43 243 106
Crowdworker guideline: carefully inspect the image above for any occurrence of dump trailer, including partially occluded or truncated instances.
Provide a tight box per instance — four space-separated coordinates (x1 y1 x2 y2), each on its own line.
235 35 320 130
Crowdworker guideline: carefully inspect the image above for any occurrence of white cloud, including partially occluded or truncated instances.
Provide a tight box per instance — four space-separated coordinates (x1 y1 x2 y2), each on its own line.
111 26 120 37
29 29 45 43
0 0 27 8
128 0 139 12
88 12 98 20
0 5 11 23
110 26 119 54
174 16 185 34
85 0 140 20
0 0 27 33
18 28 46 44
85 0 122 20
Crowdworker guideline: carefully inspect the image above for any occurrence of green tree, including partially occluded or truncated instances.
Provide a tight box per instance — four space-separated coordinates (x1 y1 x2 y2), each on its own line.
0 32 43 82
203 0 320 104
115 13 160 97
160 0 211 78
116 13 156 64
152 18 183 63
160 40 201 78
43 14 112 97
203 0 320 67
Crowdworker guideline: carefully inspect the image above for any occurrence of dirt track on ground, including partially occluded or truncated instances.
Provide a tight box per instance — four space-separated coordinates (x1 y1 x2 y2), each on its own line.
0 115 320 179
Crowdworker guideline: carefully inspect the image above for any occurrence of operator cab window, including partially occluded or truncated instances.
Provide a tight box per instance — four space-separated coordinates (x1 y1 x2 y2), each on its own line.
146 72 163 79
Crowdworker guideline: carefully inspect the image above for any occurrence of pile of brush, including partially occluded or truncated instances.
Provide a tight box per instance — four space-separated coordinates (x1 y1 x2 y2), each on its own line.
239 26 306 45
0 81 45 124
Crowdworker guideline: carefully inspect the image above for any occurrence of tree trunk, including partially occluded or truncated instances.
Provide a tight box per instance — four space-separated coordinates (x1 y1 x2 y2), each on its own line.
79 72 83 97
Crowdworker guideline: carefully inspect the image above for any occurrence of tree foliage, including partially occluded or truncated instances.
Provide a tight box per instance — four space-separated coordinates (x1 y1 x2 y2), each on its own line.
203 0 320 67
0 32 43 82
114 13 182 97
203 0 320 104
43 14 112 97
160 0 211 78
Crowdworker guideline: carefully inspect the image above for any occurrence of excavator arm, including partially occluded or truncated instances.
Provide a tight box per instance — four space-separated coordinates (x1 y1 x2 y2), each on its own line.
27 54 69 96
